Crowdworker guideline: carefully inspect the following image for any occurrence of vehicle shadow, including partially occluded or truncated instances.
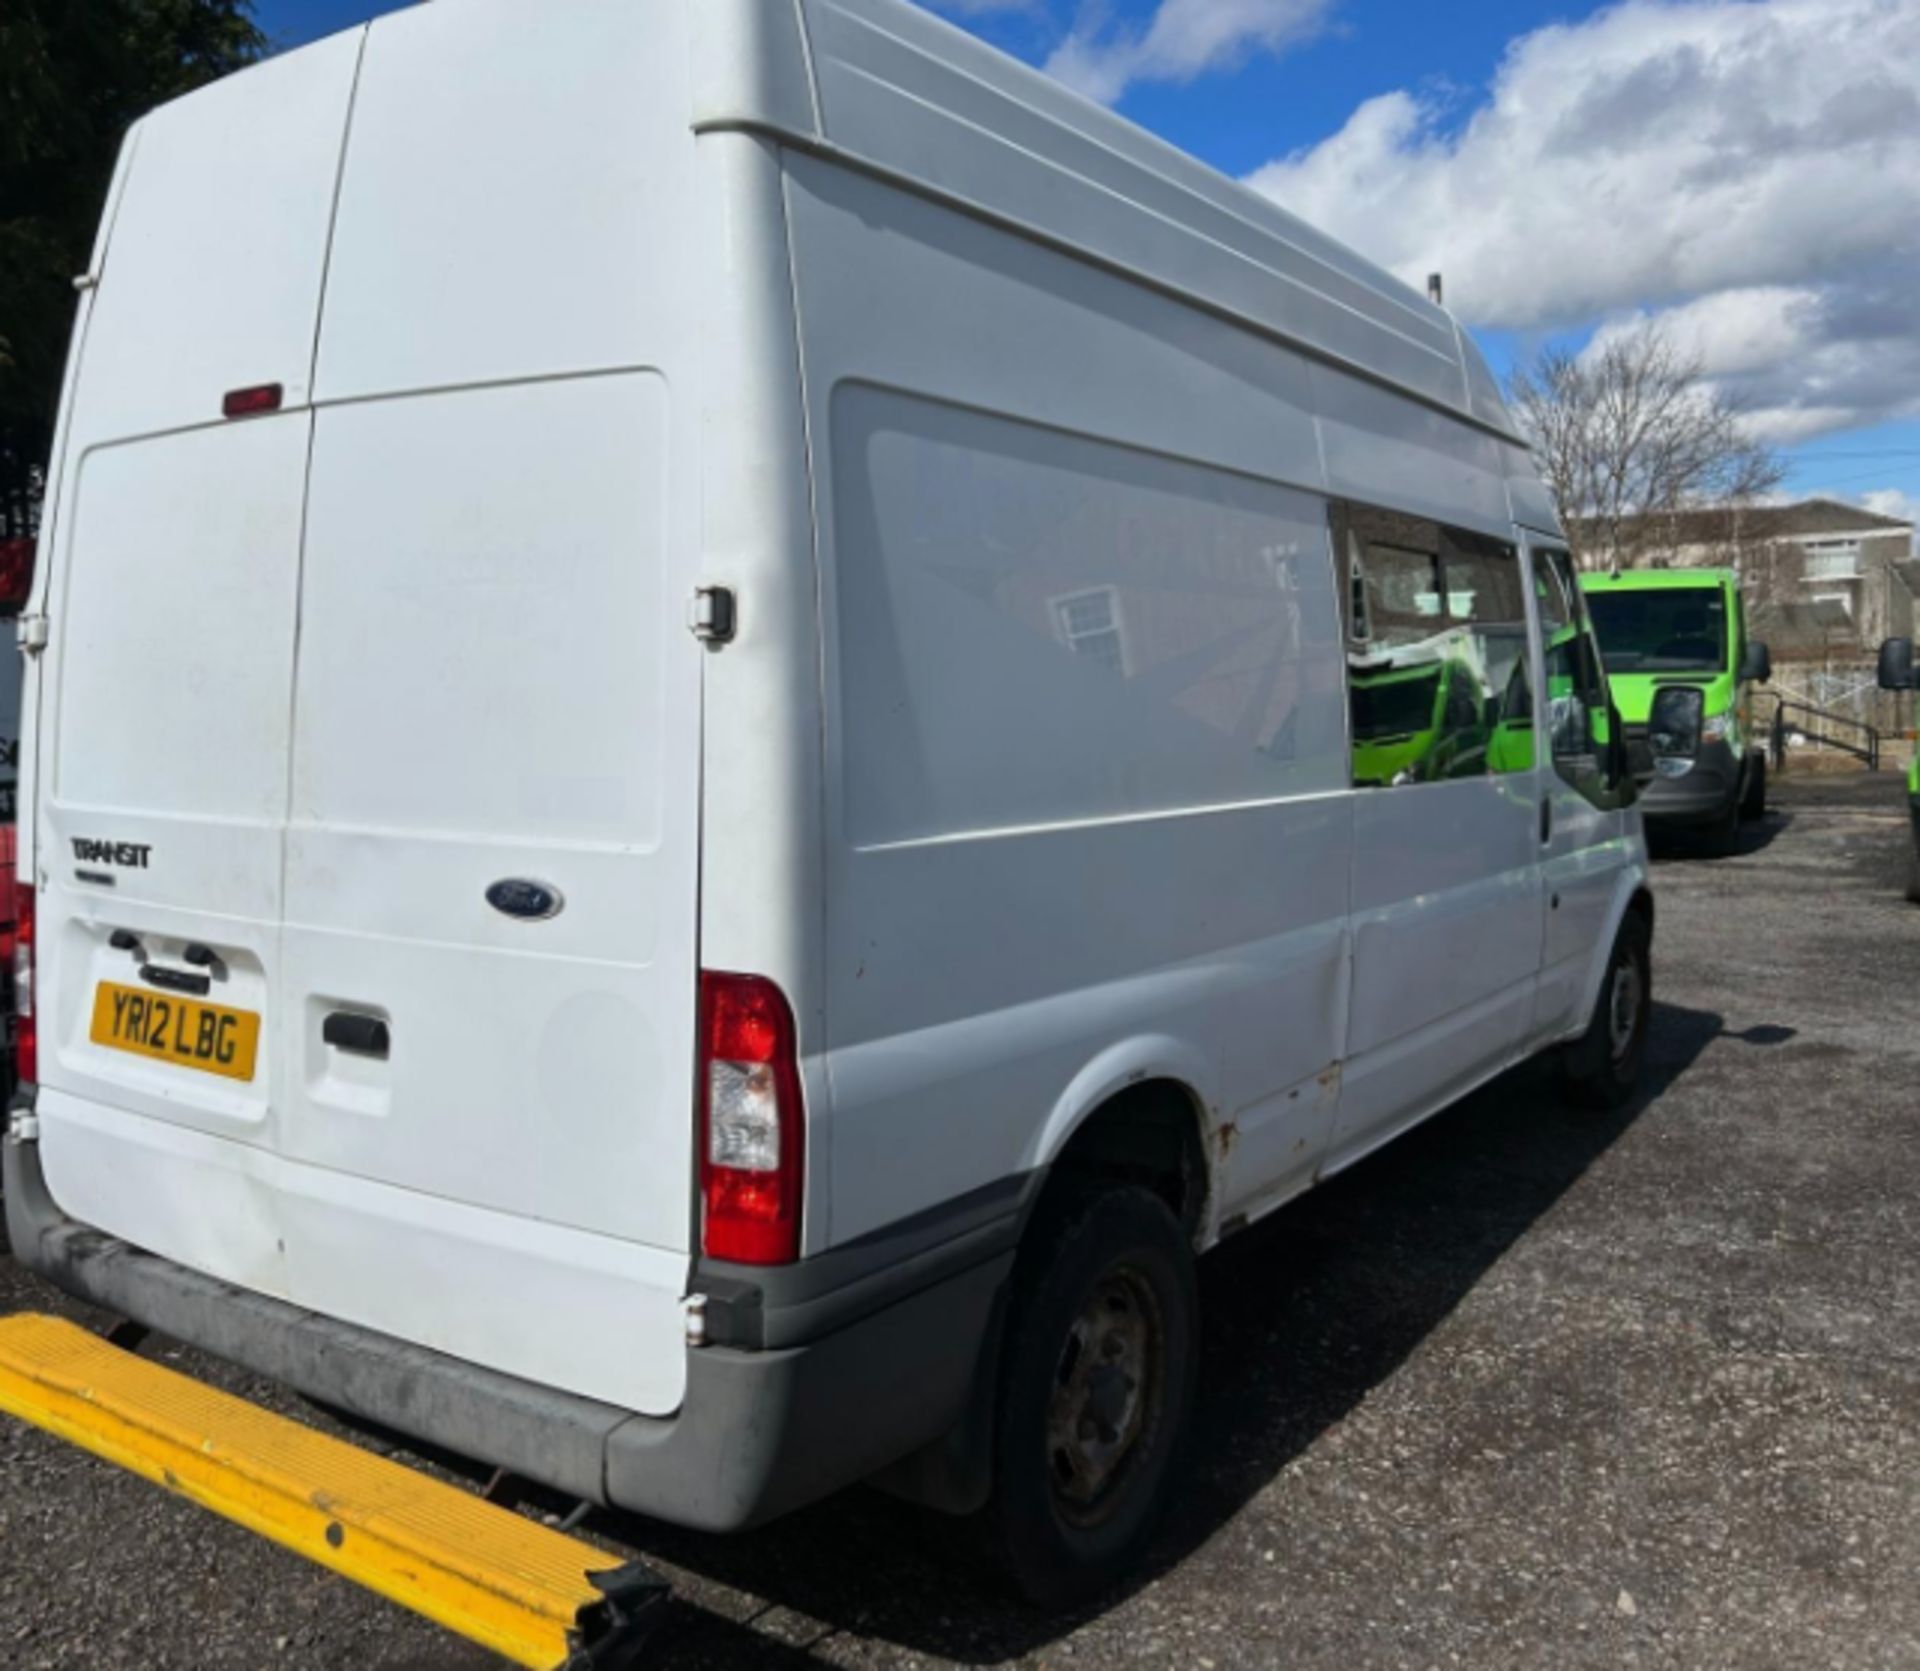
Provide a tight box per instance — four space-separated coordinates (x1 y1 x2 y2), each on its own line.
592 995 1778 1666
1648 806 1791 861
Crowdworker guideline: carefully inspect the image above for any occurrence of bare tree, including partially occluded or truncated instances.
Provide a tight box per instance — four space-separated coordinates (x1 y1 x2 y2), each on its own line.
1507 325 1783 571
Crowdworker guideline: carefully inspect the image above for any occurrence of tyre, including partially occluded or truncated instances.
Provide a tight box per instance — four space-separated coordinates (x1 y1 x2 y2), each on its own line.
1702 785 1742 856
1906 841 1920 906
1562 910 1652 1111
1740 753 1767 821
986 1184 1197 1608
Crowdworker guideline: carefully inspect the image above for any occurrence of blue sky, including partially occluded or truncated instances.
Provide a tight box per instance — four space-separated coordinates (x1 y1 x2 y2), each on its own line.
253 0 1920 526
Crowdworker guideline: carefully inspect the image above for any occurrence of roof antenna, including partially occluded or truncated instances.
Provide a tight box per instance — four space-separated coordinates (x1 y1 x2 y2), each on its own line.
1427 272 1444 307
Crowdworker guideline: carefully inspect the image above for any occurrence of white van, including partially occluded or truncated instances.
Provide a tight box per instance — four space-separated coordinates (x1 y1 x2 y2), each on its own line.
7 0 1651 1602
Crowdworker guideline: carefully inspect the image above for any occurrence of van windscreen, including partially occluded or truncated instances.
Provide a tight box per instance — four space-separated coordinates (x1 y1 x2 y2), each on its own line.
1585 589 1726 673
1351 669 1441 739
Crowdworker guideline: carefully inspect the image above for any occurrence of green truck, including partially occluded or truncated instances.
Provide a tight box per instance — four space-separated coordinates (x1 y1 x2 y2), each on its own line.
1579 568 1770 851
1875 636 1920 902
1348 655 1490 787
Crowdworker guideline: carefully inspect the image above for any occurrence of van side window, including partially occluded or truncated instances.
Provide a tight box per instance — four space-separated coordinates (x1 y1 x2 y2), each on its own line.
1334 503 1531 788
1537 548 1621 808
832 386 1351 844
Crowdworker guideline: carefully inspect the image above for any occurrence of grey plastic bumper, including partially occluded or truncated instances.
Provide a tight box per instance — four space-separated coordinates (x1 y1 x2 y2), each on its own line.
1638 738 1742 825
3 1134 1011 1532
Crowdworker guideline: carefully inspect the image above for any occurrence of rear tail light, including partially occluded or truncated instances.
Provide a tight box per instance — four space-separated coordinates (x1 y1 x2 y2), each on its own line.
14 880 35 1085
699 971 804 1265
0 537 34 617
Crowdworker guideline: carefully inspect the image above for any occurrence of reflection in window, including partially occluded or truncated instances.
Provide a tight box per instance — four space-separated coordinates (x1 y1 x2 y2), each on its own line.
1335 503 1530 789
1052 587 1128 674
1538 549 1619 807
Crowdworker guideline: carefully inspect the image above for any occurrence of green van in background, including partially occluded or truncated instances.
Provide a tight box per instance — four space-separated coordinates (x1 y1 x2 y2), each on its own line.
1875 636 1920 903
1580 568 1771 852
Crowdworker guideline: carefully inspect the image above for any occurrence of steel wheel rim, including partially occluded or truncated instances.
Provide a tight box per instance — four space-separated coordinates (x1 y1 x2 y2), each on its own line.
1045 1261 1164 1527
1608 956 1644 1063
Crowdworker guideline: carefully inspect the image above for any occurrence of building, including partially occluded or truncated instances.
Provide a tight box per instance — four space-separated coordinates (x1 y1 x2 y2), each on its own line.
1575 499 1918 661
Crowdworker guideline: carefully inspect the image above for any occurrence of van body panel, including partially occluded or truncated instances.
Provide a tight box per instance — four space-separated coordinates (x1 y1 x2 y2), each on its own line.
1332 778 1542 1157
689 0 819 138
282 373 691 1247
796 0 1490 433
29 0 708 1416
313 0 692 402
52 32 361 443
785 157 1353 1245
39 1087 289 1299
31 38 356 1245
1310 362 1515 542
686 135 835 1250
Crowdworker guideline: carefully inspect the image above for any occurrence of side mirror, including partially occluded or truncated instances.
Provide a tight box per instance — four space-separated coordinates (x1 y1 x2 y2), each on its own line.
1739 639 1771 685
1879 637 1916 692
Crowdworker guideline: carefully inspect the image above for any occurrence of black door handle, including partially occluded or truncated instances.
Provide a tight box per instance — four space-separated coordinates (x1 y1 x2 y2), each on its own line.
323 1013 390 1058
140 963 210 997
1540 799 1553 843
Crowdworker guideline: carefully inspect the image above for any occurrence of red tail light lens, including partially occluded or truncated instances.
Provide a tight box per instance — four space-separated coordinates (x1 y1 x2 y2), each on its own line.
699 971 804 1265
13 879 35 1085
221 382 283 420
0 537 34 617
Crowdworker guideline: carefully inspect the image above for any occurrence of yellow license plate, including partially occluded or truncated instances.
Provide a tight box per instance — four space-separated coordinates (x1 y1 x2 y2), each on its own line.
89 982 260 1082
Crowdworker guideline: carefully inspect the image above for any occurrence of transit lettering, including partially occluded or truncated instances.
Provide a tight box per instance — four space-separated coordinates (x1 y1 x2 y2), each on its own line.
70 837 152 870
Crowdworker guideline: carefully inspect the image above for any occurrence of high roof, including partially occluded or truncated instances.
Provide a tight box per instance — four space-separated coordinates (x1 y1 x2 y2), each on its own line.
697 0 1527 445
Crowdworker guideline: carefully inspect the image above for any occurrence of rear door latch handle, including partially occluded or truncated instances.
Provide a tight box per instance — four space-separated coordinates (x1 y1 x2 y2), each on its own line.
322 1013 390 1058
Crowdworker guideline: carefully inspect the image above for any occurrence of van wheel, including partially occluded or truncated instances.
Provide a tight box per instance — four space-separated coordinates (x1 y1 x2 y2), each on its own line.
986 1185 1196 1608
1906 842 1920 905
1703 787 1742 856
1562 912 1651 1111
1740 754 1767 821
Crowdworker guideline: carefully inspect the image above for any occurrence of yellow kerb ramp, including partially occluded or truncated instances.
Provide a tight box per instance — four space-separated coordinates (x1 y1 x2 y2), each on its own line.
0 1313 666 1668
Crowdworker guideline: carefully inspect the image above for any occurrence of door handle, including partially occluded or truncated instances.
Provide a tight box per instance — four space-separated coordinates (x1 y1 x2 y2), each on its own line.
1539 799 1553 844
322 1012 390 1058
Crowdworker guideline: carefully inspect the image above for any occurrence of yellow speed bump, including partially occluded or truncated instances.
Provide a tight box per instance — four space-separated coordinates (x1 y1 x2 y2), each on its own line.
0 1313 665 1668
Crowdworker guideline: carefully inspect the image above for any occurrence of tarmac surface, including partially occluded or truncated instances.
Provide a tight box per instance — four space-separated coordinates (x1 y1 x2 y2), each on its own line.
2 769 1917 1669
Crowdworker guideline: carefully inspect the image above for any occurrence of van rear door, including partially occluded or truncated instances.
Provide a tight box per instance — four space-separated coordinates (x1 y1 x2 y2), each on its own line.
34 2 705 1416
34 34 364 1300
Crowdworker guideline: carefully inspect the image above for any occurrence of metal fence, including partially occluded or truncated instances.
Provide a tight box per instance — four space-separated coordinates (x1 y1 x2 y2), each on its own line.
1767 662 1912 737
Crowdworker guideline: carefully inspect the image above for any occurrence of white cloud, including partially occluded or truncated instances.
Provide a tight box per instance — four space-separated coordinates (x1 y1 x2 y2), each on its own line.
1244 0 1920 441
1859 489 1918 526
922 0 1045 15
1045 0 1335 105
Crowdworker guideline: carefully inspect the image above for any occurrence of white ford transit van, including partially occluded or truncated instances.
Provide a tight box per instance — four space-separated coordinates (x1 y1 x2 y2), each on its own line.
7 0 1652 1602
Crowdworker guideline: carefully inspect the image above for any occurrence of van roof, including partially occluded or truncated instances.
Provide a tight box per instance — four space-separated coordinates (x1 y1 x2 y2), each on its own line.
1580 568 1737 593
698 0 1525 444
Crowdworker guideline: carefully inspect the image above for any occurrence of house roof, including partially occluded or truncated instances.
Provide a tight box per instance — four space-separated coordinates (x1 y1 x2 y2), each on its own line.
1575 498 1915 548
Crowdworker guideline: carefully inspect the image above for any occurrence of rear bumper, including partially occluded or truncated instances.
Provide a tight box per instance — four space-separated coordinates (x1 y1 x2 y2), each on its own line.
3 1131 1012 1533
1637 739 1742 826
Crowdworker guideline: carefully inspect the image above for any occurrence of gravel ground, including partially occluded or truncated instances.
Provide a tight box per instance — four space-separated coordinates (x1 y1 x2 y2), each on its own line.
2 769 1917 1669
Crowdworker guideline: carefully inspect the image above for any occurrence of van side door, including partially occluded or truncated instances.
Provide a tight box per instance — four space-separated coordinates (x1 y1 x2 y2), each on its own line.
1527 539 1634 1038
1329 505 1544 1167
